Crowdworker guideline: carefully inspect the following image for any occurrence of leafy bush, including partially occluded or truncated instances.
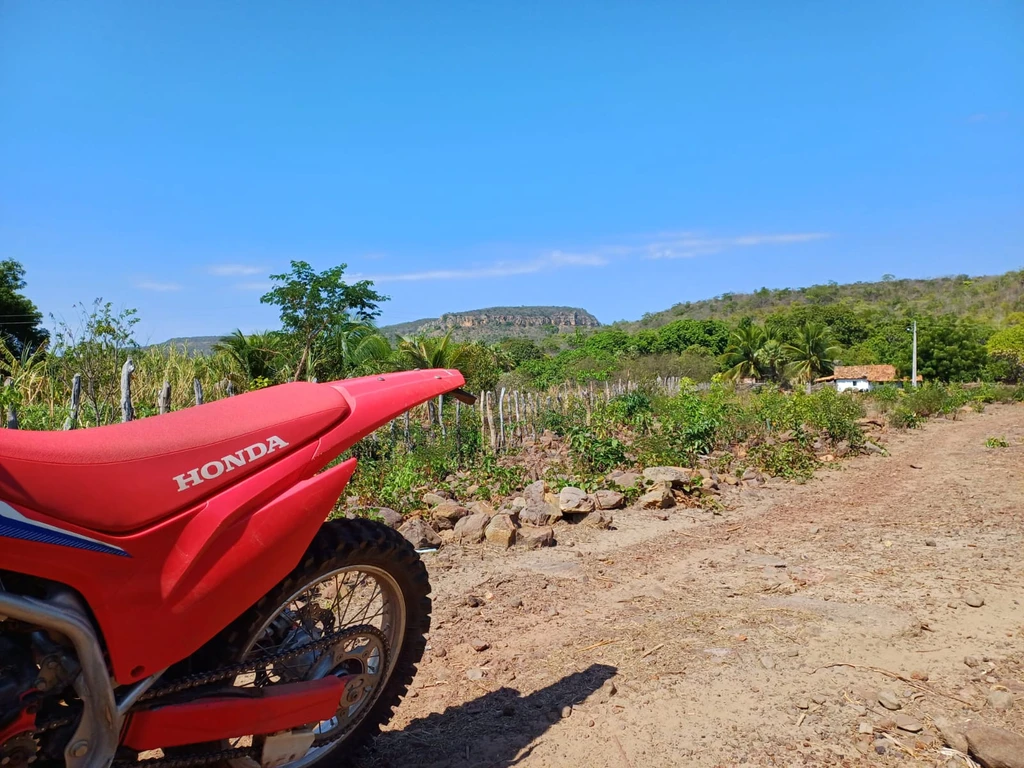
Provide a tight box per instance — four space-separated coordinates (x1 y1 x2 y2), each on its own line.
637 383 736 466
799 388 865 446
749 441 817 480
985 436 1009 448
608 390 654 433
888 406 922 430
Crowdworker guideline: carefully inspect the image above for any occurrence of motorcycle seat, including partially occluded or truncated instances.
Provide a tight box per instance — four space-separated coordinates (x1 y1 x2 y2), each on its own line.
0 382 349 534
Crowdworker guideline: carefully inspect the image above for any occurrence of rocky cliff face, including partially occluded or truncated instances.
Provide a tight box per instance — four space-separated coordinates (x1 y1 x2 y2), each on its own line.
380 306 600 342
439 309 599 330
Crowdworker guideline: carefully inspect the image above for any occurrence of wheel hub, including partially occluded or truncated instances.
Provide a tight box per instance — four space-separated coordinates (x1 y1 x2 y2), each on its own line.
308 628 389 742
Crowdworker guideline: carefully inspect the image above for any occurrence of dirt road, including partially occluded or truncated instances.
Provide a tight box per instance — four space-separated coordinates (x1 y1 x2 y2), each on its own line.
368 405 1024 767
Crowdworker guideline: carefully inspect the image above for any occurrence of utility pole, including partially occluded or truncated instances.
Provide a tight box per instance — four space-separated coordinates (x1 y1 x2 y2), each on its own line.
911 320 918 388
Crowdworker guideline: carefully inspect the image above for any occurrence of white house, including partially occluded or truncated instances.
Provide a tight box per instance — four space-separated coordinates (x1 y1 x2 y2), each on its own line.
816 365 920 392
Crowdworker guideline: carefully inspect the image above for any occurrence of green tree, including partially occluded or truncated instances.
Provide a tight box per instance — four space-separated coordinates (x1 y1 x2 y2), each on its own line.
783 322 841 383
213 330 289 384
457 342 504 392
766 304 869 348
985 324 1024 382
313 323 395 380
916 316 991 382
0 260 48 354
654 319 730 355
50 300 140 424
498 338 543 366
260 261 387 380
755 336 788 384
398 331 467 371
720 324 765 382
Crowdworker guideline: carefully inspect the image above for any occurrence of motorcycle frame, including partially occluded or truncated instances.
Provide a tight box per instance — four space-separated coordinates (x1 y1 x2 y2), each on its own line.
0 369 467 768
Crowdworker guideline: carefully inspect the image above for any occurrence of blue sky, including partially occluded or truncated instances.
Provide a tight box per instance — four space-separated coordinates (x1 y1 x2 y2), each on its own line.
2 2 1021 343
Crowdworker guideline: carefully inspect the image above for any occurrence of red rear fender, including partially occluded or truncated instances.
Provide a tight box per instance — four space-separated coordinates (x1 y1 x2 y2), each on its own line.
311 369 466 470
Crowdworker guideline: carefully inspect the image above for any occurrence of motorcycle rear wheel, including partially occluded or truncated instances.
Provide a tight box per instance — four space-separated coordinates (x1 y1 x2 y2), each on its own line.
204 517 431 768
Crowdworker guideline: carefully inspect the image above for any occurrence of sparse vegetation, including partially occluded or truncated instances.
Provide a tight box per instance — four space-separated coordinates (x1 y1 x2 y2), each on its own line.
5 260 1023 509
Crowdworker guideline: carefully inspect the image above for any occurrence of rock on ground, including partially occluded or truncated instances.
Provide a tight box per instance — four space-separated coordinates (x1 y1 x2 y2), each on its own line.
519 525 555 549
894 714 922 733
877 690 901 710
559 486 595 513
524 480 548 505
398 518 441 549
583 509 613 529
966 724 1024 768
988 689 1015 710
468 500 496 517
484 514 517 548
422 492 449 507
642 466 694 488
453 512 491 543
519 502 562 526
606 470 642 488
431 502 469 530
934 716 970 754
594 489 625 509
639 486 675 509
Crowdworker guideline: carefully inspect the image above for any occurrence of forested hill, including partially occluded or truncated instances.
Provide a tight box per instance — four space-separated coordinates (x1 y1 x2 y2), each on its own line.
626 269 1024 330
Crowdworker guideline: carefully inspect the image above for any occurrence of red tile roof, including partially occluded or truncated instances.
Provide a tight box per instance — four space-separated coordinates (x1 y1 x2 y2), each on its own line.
832 365 899 382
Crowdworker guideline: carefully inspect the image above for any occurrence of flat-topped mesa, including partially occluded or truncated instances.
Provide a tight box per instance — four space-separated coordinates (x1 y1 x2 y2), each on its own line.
439 308 599 330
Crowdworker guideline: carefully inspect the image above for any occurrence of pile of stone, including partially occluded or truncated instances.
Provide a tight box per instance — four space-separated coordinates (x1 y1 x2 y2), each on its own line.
392 479 626 552
375 462 767 552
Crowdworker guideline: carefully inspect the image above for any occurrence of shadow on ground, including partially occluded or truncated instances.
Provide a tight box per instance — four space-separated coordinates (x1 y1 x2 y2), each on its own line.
362 664 617 768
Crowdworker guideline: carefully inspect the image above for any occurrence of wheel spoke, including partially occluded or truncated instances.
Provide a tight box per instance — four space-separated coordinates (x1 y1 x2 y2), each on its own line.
229 559 409 768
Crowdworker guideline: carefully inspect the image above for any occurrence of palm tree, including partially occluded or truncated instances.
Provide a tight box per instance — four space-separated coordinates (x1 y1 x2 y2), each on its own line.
213 330 287 383
398 331 467 371
313 323 395 380
756 337 788 383
398 331 468 427
784 322 841 383
720 324 765 382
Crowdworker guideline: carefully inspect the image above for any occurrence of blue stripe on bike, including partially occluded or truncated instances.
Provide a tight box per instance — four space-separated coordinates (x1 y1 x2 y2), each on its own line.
0 504 130 558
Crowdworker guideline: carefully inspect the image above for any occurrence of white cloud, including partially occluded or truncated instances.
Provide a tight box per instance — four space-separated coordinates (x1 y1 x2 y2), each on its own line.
136 280 182 291
360 250 609 283
643 232 830 260
208 264 265 276
349 230 828 282
235 281 273 291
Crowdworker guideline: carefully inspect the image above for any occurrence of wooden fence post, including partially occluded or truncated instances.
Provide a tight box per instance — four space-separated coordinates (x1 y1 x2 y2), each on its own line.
120 358 135 423
158 381 171 414
63 373 82 430
226 380 236 396
455 399 461 456
5 377 18 429
497 387 506 450
438 395 446 439
193 378 204 406
485 391 497 451
404 410 411 449
478 397 487 448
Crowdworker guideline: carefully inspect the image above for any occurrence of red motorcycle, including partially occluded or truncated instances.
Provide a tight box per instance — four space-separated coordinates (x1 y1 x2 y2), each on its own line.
0 369 471 768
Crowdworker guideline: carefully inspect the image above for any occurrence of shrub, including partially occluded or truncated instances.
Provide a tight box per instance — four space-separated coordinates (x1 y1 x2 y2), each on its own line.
640 383 736 466
889 406 923 429
800 388 865 446
749 441 817 480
